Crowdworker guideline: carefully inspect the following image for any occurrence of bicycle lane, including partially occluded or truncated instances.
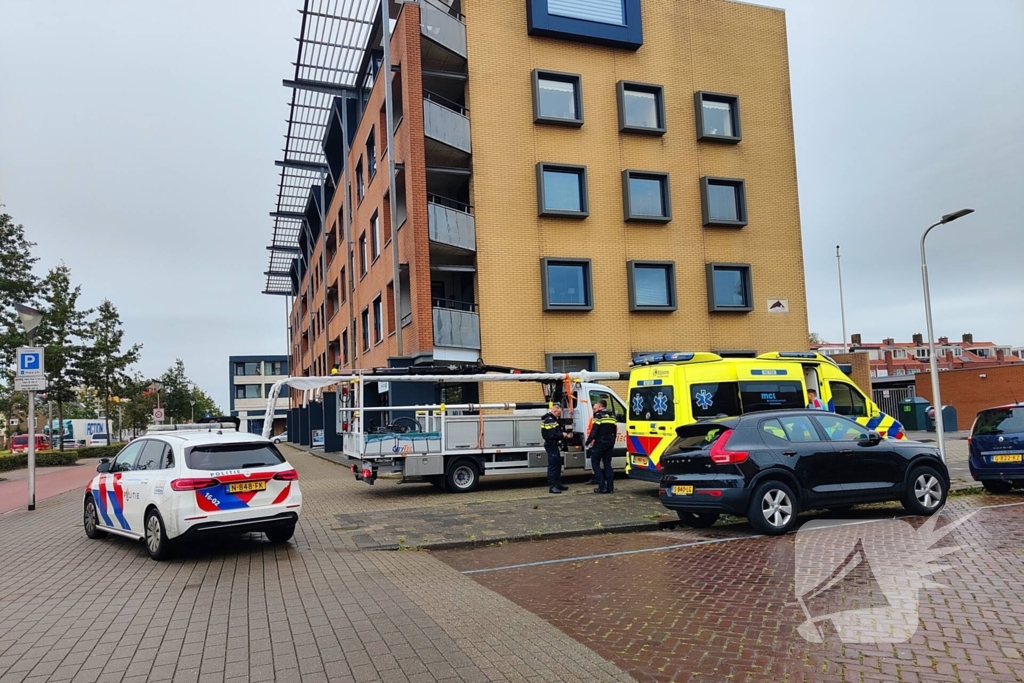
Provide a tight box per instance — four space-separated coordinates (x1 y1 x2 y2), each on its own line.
0 460 100 514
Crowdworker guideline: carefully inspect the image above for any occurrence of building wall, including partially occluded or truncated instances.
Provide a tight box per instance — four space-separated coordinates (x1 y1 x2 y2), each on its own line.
830 352 873 395
915 364 1024 427
464 0 808 402
229 355 289 434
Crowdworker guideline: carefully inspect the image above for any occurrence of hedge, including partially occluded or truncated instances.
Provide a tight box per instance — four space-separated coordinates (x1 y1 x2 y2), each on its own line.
76 445 123 460
0 450 79 472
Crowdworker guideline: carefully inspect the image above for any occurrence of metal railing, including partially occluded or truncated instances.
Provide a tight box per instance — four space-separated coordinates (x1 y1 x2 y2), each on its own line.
427 193 473 214
432 298 477 312
424 90 468 116
873 386 916 419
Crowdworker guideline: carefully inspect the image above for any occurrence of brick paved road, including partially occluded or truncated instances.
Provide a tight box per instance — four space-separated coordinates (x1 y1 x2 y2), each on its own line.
0 447 632 683
441 494 1024 683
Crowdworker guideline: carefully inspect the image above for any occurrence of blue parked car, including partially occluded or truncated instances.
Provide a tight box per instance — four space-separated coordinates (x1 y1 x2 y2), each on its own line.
969 404 1024 493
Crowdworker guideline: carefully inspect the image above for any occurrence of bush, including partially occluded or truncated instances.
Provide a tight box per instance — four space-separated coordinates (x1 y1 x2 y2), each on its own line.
77 445 123 460
0 450 79 472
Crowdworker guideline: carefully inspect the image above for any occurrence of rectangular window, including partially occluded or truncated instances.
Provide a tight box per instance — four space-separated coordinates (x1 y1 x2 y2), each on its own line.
373 295 383 344
617 81 665 135
695 92 741 143
700 176 747 227
548 0 624 25
234 384 261 399
546 354 596 373
738 381 804 412
622 170 671 221
829 382 868 417
893 349 907 359
342 329 349 365
532 70 583 127
370 212 380 260
361 308 370 351
234 362 261 376
629 385 676 422
541 258 593 311
627 261 675 311
366 128 376 177
689 382 741 419
265 361 286 376
356 160 364 201
537 163 588 217
706 263 753 312
359 233 367 276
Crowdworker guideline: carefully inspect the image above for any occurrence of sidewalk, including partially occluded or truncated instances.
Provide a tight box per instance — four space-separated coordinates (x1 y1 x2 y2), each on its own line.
0 459 99 514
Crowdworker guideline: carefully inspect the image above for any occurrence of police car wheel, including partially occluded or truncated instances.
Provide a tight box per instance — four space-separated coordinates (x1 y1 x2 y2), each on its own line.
84 496 107 540
676 511 719 528
144 509 174 561
265 524 295 544
446 459 480 493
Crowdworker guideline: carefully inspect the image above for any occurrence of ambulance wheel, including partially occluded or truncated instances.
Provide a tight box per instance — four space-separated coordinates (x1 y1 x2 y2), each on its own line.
144 508 174 561
446 458 480 493
84 495 107 539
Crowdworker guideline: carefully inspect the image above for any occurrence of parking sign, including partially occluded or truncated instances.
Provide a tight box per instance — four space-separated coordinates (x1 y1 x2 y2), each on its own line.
17 347 44 377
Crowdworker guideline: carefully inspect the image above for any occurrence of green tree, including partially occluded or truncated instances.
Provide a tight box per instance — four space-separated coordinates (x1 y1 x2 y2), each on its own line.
36 264 93 449
809 332 824 346
81 300 142 439
0 204 41 428
188 385 221 420
115 374 157 437
156 359 220 423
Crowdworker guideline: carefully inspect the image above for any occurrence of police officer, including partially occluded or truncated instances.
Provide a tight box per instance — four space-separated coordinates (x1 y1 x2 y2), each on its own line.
586 400 617 494
541 404 569 494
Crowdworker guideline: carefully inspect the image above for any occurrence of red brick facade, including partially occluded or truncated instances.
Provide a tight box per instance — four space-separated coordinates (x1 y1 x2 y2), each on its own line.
915 364 1024 426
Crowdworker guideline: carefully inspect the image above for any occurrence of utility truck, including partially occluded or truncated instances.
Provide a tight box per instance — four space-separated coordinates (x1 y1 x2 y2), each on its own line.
262 366 629 493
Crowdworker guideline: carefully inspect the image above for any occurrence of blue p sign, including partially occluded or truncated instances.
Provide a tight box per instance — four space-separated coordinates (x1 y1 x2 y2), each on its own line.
19 352 41 373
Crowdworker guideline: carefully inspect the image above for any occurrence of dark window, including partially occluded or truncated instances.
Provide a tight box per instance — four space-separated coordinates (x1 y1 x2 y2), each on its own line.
700 177 747 227
159 444 174 470
373 296 383 343
628 261 675 311
695 92 741 142
265 361 285 376
359 233 367 276
136 440 164 471
589 389 626 422
110 441 145 472
265 384 274 397
623 171 670 222
537 163 588 217
689 382 741 419
547 354 595 373
618 81 665 134
813 414 872 442
629 385 675 422
542 258 593 310
370 212 380 260
361 308 370 351
829 382 868 418
532 70 583 126
342 329 349 365
235 385 261 399
760 415 821 443
234 362 261 376
738 381 804 413
973 408 1024 435
186 443 286 471
366 128 376 177
707 263 753 312
356 160 364 201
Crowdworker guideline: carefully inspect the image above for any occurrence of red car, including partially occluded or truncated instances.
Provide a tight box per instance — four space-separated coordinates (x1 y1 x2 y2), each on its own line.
10 435 51 453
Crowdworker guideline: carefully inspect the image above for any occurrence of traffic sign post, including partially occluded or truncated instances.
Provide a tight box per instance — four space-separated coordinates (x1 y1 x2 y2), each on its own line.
153 408 165 422
17 347 45 512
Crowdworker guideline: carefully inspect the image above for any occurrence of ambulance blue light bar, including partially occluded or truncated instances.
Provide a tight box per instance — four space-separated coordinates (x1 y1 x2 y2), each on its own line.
630 352 695 366
778 352 818 359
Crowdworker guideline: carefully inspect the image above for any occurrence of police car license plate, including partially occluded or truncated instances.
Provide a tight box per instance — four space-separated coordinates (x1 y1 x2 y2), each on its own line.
227 481 267 494
633 456 649 467
672 485 693 496
992 454 1023 464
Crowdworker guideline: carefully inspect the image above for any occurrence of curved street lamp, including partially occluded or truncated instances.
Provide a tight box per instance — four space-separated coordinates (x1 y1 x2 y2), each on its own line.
921 208 975 463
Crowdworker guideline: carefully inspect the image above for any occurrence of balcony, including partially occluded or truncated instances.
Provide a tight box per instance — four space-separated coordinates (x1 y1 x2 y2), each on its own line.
423 92 470 163
432 299 480 354
420 1 467 66
428 195 475 254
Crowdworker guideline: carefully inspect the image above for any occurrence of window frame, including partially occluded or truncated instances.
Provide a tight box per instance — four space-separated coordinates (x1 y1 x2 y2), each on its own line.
372 295 383 345
700 176 748 227
541 257 594 312
361 307 370 351
526 0 644 50
545 353 597 375
531 69 584 128
627 260 676 312
359 232 368 277
622 170 671 222
342 328 349 366
536 163 589 218
694 91 742 143
706 262 753 313
617 80 666 135
355 159 365 202
370 212 381 261
366 128 377 178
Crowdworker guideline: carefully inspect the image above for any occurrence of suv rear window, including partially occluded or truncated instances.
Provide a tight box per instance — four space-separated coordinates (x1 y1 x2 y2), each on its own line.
973 408 1024 435
662 422 733 456
186 443 286 471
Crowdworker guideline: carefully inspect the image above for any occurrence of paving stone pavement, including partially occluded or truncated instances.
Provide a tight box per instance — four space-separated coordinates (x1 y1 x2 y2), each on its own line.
0 446 633 683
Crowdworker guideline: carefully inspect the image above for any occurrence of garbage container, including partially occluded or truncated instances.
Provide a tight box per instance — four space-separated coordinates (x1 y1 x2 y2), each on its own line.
925 405 959 433
899 397 930 431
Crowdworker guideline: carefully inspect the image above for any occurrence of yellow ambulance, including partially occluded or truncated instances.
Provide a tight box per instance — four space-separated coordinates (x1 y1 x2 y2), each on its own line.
625 351 905 482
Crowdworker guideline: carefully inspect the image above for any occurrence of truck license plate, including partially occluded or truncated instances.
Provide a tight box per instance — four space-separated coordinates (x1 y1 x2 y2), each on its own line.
672 485 693 495
227 481 267 493
992 454 1023 464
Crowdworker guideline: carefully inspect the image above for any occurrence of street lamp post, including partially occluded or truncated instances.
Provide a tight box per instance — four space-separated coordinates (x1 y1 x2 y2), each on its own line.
15 303 44 511
189 399 196 423
921 208 974 463
836 245 849 352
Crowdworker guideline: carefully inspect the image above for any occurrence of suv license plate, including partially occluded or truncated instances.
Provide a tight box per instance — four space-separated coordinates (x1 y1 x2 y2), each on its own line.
992 454 1023 464
227 481 267 493
672 485 693 495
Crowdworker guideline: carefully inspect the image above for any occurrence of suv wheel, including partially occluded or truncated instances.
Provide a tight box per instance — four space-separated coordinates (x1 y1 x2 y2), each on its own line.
983 480 1013 495
445 458 480 493
676 511 719 528
902 466 947 515
145 509 174 561
747 480 799 535
84 496 107 539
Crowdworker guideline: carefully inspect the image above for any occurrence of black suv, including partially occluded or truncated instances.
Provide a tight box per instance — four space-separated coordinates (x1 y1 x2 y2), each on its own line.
659 410 949 535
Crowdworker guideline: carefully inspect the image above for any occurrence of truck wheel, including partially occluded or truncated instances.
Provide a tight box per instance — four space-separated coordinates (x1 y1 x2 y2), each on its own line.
446 458 480 493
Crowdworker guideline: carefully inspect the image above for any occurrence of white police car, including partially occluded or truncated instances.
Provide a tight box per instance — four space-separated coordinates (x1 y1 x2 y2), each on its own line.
83 424 302 560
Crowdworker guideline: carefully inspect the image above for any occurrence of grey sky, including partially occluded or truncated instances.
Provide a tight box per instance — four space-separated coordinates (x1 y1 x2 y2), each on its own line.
2 1 1022 409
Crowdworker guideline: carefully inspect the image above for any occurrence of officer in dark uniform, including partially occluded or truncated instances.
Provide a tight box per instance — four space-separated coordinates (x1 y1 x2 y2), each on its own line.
541 404 569 494
586 400 618 494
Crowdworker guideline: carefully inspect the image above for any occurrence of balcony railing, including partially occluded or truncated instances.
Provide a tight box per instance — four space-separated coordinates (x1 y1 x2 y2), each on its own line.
432 304 480 350
420 1 467 59
423 96 471 155
427 195 476 252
